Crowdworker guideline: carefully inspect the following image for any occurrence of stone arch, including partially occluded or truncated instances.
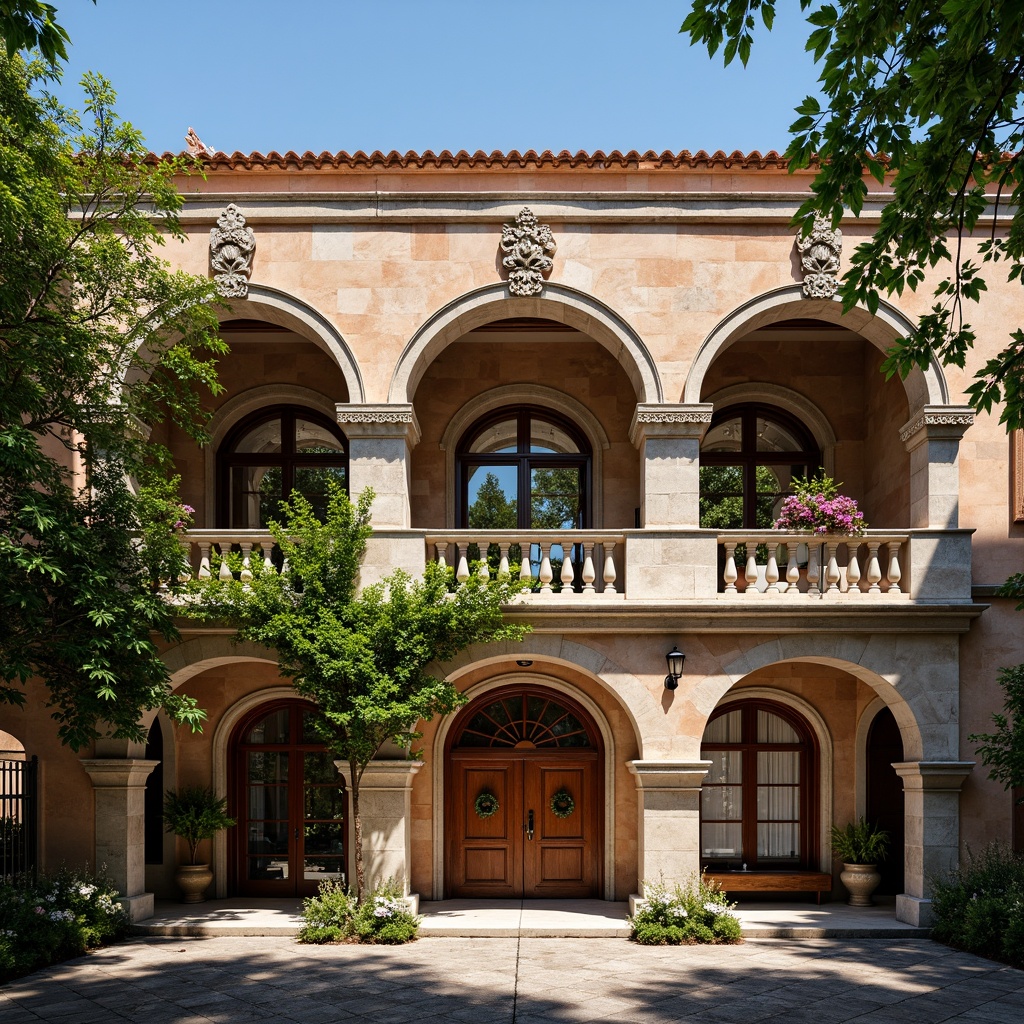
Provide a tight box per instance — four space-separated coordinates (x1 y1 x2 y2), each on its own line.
686 634 954 762
161 636 279 690
439 635 672 758
432 670 618 899
388 282 663 405
683 284 949 413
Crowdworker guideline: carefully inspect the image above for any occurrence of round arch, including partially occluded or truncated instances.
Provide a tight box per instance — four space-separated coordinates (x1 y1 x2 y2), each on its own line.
388 282 663 405
683 284 950 413
162 636 279 690
432 671 617 900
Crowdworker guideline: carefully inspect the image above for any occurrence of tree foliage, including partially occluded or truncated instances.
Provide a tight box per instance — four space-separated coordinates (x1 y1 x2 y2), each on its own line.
0 50 226 748
188 483 529 895
0 1 84 66
681 1 1024 428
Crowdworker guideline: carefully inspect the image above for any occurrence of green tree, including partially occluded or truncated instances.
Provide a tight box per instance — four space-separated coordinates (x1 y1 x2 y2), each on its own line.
0 1 85 65
681 1 1024 429
466 471 517 529
188 484 529 896
0 50 226 748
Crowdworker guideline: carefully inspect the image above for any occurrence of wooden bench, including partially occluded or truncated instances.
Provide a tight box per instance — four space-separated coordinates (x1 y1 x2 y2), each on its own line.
705 871 832 904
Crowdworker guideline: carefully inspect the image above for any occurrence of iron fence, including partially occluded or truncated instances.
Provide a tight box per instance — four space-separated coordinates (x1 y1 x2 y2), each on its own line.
1 756 38 882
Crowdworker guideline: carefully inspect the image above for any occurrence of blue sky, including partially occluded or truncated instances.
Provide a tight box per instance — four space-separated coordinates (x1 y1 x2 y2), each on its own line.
51 1 820 156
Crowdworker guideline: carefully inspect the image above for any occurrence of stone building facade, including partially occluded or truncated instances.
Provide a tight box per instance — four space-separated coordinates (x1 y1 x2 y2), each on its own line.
4 148 1022 926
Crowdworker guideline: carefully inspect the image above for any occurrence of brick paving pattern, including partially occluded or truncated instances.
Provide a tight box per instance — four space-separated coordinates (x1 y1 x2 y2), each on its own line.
1 936 1022 1023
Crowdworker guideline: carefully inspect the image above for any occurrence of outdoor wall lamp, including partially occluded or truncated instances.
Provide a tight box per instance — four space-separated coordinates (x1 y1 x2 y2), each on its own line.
664 646 685 690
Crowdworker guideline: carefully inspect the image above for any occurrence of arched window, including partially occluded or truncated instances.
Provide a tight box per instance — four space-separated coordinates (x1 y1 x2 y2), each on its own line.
699 404 820 529
456 407 591 530
217 406 348 529
700 700 818 871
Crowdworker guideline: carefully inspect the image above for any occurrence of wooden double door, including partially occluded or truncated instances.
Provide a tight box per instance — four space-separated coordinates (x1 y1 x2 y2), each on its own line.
447 749 600 898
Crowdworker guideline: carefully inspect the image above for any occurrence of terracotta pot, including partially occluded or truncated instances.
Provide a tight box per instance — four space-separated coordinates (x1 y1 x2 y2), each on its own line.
175 863 213 904
840 863 881 906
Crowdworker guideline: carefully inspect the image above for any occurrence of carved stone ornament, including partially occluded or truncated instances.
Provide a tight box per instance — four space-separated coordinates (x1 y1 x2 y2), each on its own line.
797 215 842 299
210 204 256 298
499 207 556 296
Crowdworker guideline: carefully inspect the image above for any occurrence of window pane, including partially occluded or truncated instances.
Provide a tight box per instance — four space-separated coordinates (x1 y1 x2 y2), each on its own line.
229 465 282 529
231 418 282 455
699 465 743 529
529 419 580 454
248 785 288 821
757 785 800 820
758 822 799 860
755 416 805 452
702 416 742 452
304 751 340 785
294 466 348 520
295 419 344 454
757 710 800 744
758 750 801 785
702 823 743 859
248 752 288 784
247 709 289 744
704 750 742 784
702 785 743 820
466 465 518 528
468 418 518 454
530 467 581 529
305 858 345 882
754 465 785 528
703 710 742 744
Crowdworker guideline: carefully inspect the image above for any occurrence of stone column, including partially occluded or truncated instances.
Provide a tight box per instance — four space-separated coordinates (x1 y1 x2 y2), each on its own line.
629 404 712 528
900 406 974 528
79 759 159 922
336 760 424 907
626 760 710 900
892 760 974 926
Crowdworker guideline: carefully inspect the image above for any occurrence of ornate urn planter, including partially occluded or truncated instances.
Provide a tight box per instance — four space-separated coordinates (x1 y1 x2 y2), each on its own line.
839 863 882 907
174 863 215 904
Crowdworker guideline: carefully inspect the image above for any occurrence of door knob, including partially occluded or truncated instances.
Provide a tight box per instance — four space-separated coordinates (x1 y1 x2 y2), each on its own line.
525 809 534 840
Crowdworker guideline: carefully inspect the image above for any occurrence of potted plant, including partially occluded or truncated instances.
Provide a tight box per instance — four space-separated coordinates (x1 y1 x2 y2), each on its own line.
831 817 889 906
774 473 867 536
163 787 236 903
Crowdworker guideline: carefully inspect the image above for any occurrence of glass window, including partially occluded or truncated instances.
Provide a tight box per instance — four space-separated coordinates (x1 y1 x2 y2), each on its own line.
699 405 820 529
218 406 348 529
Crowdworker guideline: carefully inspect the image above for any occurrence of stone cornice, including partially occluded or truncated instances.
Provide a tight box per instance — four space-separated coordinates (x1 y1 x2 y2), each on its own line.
900 406 976 447
629 404 714 447
336 404 421 446
892 761 975 791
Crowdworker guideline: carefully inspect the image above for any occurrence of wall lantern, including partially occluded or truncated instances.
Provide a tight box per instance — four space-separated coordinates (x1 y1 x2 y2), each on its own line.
664 646 685 691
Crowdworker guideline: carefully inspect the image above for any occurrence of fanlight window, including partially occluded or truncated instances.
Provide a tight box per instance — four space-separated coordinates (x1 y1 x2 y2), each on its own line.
453 692 593 749
699 404 820 530
218 406 348 529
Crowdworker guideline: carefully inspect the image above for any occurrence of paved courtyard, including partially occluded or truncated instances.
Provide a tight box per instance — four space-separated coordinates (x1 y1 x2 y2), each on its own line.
2 936 1022 1024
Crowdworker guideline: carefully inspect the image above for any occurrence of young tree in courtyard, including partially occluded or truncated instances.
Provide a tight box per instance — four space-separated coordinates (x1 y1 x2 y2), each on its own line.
681 1 1024 429
0 50 225 748
188 484 529 896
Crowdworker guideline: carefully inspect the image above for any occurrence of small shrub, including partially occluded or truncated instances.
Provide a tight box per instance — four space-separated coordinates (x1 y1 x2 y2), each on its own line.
0 869 128 982
931 844 1024 969
297 877 418 945
628 876 742 945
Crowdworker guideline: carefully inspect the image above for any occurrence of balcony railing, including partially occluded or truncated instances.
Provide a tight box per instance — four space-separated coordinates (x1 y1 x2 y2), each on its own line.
716 530 909 598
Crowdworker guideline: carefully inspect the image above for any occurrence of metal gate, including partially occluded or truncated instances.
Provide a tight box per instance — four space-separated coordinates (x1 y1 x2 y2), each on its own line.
1 756 38 881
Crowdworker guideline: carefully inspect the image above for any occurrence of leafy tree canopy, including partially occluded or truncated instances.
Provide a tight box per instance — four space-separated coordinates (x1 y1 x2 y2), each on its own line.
681 1 1024 428
188 484 529 894
0 49 226 748
0 1 85 66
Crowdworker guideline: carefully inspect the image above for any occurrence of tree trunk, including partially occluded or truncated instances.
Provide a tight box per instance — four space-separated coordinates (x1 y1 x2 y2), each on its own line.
350 759 365 899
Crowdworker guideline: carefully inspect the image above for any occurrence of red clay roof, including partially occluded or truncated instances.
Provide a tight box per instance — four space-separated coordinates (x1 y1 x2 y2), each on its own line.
155 148 805 171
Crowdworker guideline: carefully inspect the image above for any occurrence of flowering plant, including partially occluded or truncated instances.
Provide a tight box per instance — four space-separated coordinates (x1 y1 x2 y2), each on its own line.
628 876 741 945
773 473 867 536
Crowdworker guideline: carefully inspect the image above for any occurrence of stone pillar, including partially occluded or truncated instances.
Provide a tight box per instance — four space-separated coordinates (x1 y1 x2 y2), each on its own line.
627 760 710 897
336 760 424 904
892 760 974 926
900 406 974 528
630 404 713 528
80 759 159 922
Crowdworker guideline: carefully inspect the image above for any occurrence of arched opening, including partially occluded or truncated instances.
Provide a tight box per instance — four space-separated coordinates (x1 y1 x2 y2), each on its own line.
444 683 603 898
866 706 906 896
144 720 164 866
229 699 347 897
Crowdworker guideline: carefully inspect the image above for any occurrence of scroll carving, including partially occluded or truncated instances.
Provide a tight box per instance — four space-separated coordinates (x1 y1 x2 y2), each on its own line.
797 215 842 299
499 207 556 296
210 204 256 298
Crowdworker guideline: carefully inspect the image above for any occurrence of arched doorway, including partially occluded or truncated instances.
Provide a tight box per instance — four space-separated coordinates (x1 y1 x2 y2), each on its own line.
445 684 603 898
866 706 905 895
229 699 347 897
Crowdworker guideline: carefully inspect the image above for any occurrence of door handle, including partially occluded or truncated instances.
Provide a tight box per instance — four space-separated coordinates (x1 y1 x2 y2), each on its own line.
294 827 300 840
525 809 534 840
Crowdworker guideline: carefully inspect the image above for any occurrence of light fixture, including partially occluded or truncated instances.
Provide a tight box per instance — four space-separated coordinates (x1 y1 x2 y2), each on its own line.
516 659 533 667
664 646 685 691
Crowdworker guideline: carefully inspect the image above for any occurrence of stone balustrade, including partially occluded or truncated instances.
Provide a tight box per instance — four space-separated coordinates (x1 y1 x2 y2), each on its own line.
424 531 626 598
184 531 279 582
716 530 910 597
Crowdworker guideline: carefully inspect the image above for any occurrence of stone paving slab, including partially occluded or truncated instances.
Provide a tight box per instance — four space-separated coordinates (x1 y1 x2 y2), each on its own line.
2 936 1022 1024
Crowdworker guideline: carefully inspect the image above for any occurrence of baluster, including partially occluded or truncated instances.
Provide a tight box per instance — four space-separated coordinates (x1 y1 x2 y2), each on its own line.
825 540 841 594
560 540 575 597
602 542 618 595
846 541 862 595
886 541 903 594
218 542 233 582
198 542 212 580
519 542 532 589
538 542 554 595
786 541 800 595
478 538 490 580
806 542 821 596
456 544 470 584
263 543 274 576
866 541 882 594
765 542 781 593
744 541 759 595
723 541 738 594
435 542 448 571
240 541 253 584
581 543 596 595
498 542 511 578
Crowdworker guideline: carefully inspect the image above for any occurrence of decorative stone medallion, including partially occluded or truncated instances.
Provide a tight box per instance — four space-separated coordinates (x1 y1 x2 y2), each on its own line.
499 207 556 296
210 204 256 298
796 215 842 298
